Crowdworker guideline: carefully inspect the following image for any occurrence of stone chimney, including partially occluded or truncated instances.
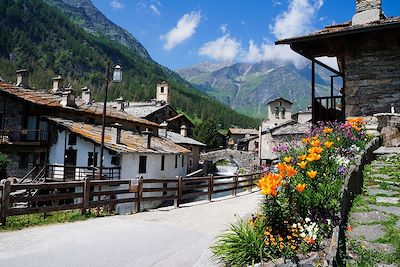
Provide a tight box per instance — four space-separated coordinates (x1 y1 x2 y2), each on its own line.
160 121 168 138
180 124 188 137
111 123 122 144
51 75 64 93
142 128 152 149
156 81 171 103
61 88 76 107
16 69 30 88
353 0 382 26
81 86 91 105
116 96 125 111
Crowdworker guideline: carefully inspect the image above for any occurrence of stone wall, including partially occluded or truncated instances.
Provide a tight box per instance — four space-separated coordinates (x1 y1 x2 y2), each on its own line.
345 31 400 117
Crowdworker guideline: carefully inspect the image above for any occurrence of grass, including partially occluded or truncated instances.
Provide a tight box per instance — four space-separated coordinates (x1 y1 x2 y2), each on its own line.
0 209 113 232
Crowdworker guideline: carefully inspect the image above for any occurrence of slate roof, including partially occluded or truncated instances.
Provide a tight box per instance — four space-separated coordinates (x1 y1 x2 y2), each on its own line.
123 102 167 118
47 117 189 154
271 122 311 136
228 128 258 136
158 129 205 147
267 97 293 105
276 17 400 45
0 82 159 127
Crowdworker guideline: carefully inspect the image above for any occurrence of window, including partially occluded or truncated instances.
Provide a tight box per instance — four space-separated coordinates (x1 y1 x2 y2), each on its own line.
181 155 184 167
189 146 193 151
281 107 286 119
111 156 120 165
139 156 147 173
87 152 98 167
160 86 164 93
68 134 77 145
175 155 178 168
275 107 280 119
161 155 165 171
189 158 193 167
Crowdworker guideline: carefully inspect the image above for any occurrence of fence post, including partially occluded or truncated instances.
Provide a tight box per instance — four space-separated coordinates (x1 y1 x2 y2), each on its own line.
1 181 11 226
82 178 90 215
208 174 214 202
232 175 238 197
135 176 144 213
174 176 182 208
247 174 253 193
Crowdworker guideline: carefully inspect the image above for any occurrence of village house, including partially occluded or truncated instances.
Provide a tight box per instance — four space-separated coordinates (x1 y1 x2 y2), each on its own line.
276 0 400 123
108 81 195 136
0 71 189 183
227 128 258 149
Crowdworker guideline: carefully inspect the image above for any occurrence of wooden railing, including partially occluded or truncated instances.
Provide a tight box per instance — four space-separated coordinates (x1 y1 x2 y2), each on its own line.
45 165 121 181
0 172 263 225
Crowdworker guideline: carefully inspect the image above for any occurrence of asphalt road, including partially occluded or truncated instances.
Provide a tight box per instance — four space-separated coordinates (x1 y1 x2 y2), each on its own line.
0 192 261 267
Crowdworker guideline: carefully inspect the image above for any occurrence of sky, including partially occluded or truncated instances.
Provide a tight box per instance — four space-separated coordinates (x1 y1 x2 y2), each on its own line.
92 0 399 70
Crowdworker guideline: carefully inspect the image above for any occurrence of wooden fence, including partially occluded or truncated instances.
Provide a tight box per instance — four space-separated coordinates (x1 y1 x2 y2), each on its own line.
0 173 263 225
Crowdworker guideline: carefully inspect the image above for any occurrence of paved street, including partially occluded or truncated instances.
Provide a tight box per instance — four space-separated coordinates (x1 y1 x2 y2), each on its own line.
0 192 261 267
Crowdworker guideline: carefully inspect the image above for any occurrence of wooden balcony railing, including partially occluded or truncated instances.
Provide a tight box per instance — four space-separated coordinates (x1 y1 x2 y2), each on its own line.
45 165 121 181
313 96 345 123
0 129 48 145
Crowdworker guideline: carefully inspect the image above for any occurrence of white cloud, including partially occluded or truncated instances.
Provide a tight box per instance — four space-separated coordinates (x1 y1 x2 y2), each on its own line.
316 56 338 70
270 0 323 40
220 24 228 34
149 4 161 16
199 35 241 61
161 11 201 50
272 0 283 7
110 0 124 10
245 40 262 63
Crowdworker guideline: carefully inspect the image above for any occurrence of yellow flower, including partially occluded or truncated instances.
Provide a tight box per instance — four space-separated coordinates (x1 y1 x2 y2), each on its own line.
278 236 283 241
307 170 318 179
323 127 333 134
324 141 334 149
308 146 323 154
257 173 282 196
296 183 306 193
298 154 307 161
283 156 292 163
301 137 310 144
310 139 321 147
297 161 307 169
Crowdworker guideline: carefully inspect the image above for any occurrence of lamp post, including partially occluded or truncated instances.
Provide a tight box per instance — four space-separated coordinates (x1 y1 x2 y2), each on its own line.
99 62 123 179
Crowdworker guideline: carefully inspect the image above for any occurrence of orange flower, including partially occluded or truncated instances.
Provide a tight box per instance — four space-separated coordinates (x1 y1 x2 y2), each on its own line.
296 183 306 193
314 153 321 161
283 156 292 163
277 162 286 176
285 165 297 177
324 141 334 149
310 139 321 147
305 236 316 245
306 154 315 162
347 225 353 231
308 146 323 154
307 170 317 179
301 137 310 144
257 172 282 196
298 154 307 161
323 127 333 134
297 161 307 169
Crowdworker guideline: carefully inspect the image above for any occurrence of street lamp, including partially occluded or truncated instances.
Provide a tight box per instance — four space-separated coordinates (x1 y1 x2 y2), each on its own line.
99 61 123 179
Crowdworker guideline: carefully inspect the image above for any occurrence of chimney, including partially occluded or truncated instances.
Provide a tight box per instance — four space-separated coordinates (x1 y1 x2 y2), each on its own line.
142 128 152 149
352 0 382 26
160 121 168 138
61 89 76 107
180 124 188 137
81 86 92 105
16 69 30 88
116 96 125 111
51 75 64 93
111 123 122 144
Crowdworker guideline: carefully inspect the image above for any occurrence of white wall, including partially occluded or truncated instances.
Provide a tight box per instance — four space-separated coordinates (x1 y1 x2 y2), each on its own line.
267 100 292 124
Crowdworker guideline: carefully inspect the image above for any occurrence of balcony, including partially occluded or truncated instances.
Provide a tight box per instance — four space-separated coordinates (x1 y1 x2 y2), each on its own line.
0 129 48 145
46 165 121 181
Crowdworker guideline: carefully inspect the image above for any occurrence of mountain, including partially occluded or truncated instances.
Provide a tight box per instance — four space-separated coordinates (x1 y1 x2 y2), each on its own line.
44 0 151 60
177 61 335 118
0 0 260 129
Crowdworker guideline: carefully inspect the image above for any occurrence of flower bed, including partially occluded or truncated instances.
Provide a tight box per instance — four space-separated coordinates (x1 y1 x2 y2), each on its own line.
211 118 378 267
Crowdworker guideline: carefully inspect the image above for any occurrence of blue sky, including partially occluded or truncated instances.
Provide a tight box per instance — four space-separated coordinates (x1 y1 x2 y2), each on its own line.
92 0 399 70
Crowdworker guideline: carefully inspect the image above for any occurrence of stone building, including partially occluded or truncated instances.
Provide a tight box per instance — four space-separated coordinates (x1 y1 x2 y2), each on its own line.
265 98 293 127
108 81 195 136
276 0 400 122
227 128 258 148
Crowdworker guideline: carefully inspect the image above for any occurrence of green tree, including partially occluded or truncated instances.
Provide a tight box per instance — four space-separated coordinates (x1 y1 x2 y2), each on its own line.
193 119 219 148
